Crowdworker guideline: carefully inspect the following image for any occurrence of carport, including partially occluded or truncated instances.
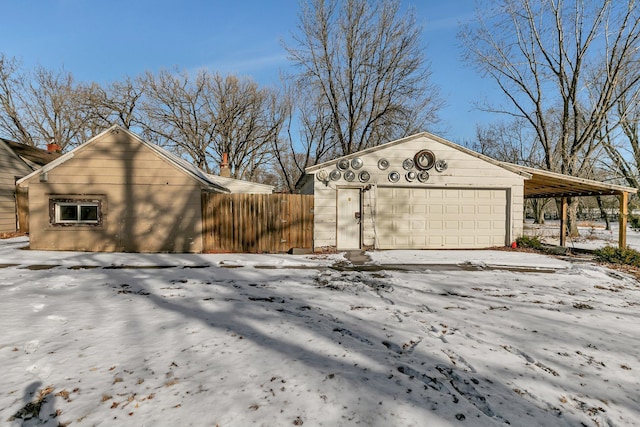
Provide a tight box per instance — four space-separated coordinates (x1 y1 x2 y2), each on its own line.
508 165 638 248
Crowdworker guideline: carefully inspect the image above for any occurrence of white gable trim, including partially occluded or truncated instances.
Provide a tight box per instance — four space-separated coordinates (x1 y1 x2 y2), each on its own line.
305 132 531 179
17 126 230 193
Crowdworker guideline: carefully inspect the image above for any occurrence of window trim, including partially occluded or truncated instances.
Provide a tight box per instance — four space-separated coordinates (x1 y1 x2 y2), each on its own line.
49 197 104 227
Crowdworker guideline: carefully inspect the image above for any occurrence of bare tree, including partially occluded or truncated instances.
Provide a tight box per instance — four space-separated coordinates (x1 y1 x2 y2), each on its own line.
285 0 443 158
141 69 284 178
597 66 640 190
270 78 336 192
470 119 538 165
460 0 640 236
209 74 286 180
0 54 92 150
140 69 216 171
25 66 94 150
601 119 640 190
81 76 145 135
471 118 555 224
0 55 33 145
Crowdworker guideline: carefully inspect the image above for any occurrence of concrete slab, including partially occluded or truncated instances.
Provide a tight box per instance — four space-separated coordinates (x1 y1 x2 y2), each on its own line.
344 250 372 265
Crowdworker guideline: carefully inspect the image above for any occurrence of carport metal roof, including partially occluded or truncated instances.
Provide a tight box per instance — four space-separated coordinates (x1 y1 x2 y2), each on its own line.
502 163 637 248
503 164 637 199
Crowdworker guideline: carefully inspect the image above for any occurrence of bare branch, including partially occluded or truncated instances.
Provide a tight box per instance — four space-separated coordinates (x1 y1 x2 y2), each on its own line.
286 0 442 157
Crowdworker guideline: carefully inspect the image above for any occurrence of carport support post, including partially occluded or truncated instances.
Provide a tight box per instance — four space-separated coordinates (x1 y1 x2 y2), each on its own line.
559 197 568 247
619 192 628 249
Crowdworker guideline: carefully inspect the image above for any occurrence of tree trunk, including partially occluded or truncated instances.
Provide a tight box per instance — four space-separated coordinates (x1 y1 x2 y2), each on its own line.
555 197 580 239
531 199 546 224
567 198 580 238
596 196 611 230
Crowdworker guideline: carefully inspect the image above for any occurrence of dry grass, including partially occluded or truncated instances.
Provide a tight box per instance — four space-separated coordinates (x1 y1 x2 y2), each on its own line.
0 231 26 239
577 221 607 229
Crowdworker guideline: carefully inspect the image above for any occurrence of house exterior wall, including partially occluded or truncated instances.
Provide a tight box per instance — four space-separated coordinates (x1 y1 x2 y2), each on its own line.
0 141 32 233
298 176 314 195
310 135 525 250
23 131 205 252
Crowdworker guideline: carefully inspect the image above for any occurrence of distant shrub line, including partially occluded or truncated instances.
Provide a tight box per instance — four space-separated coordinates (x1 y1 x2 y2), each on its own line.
593 246 640 267
517 234 640 267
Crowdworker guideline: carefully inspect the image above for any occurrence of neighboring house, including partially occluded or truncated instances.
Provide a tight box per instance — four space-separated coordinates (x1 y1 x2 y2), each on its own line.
299 132 636 251
16 125 274 253
207 175 275 194
0 138 60 234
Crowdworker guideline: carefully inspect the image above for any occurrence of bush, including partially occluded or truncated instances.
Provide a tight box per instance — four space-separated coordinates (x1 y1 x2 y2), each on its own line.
629 215 640 232
516 235 543 250
593 245 640 267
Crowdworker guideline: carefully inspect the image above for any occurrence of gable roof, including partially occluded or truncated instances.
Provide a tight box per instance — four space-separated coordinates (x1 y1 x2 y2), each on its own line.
0 138 30 173
301 131 638 198
16 125 230 193
304 132 532 178
0 137 61 170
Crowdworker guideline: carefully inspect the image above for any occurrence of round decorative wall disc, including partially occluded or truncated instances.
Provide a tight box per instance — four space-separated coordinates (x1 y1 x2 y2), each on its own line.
417 170 430 183
403 158 415 170
378 159 389 170
337 159 350 170
414 150 436 170
435 159 448 172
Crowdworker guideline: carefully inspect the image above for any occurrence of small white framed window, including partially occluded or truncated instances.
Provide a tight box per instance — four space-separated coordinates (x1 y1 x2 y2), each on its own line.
55 203 99 224
49 198 103 226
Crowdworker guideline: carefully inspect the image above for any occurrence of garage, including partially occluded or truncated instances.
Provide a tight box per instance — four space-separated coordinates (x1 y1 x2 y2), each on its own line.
299 132 526 251
375 187 508 249
298 131 637 252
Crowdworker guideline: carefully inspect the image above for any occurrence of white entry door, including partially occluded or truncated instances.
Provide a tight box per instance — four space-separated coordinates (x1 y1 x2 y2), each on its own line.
337 188 361 250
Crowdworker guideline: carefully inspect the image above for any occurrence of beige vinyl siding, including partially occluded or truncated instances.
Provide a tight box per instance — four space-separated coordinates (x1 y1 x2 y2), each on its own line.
26 131 205 252
0 194 18 232
0 142 31 233
311 135 525 250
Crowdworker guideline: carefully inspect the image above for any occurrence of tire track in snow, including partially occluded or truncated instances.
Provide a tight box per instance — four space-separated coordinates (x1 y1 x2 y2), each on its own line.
501 345 560 377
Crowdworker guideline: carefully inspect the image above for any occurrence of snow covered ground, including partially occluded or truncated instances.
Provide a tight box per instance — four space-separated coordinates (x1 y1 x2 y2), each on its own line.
524 219 640 251
1 236 640 426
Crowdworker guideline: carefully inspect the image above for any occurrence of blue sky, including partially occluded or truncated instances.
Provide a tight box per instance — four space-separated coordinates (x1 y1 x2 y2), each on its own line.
1 0 497 143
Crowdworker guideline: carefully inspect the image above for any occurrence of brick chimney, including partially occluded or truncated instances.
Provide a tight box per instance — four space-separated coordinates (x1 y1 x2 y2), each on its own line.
220 153 231 177
46 143 62 153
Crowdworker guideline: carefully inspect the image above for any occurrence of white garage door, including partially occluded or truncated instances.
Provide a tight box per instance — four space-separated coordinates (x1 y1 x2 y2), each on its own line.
376 187 508 249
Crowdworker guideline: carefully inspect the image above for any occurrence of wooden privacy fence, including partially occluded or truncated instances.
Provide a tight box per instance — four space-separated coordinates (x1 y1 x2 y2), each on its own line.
202 193 314 253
